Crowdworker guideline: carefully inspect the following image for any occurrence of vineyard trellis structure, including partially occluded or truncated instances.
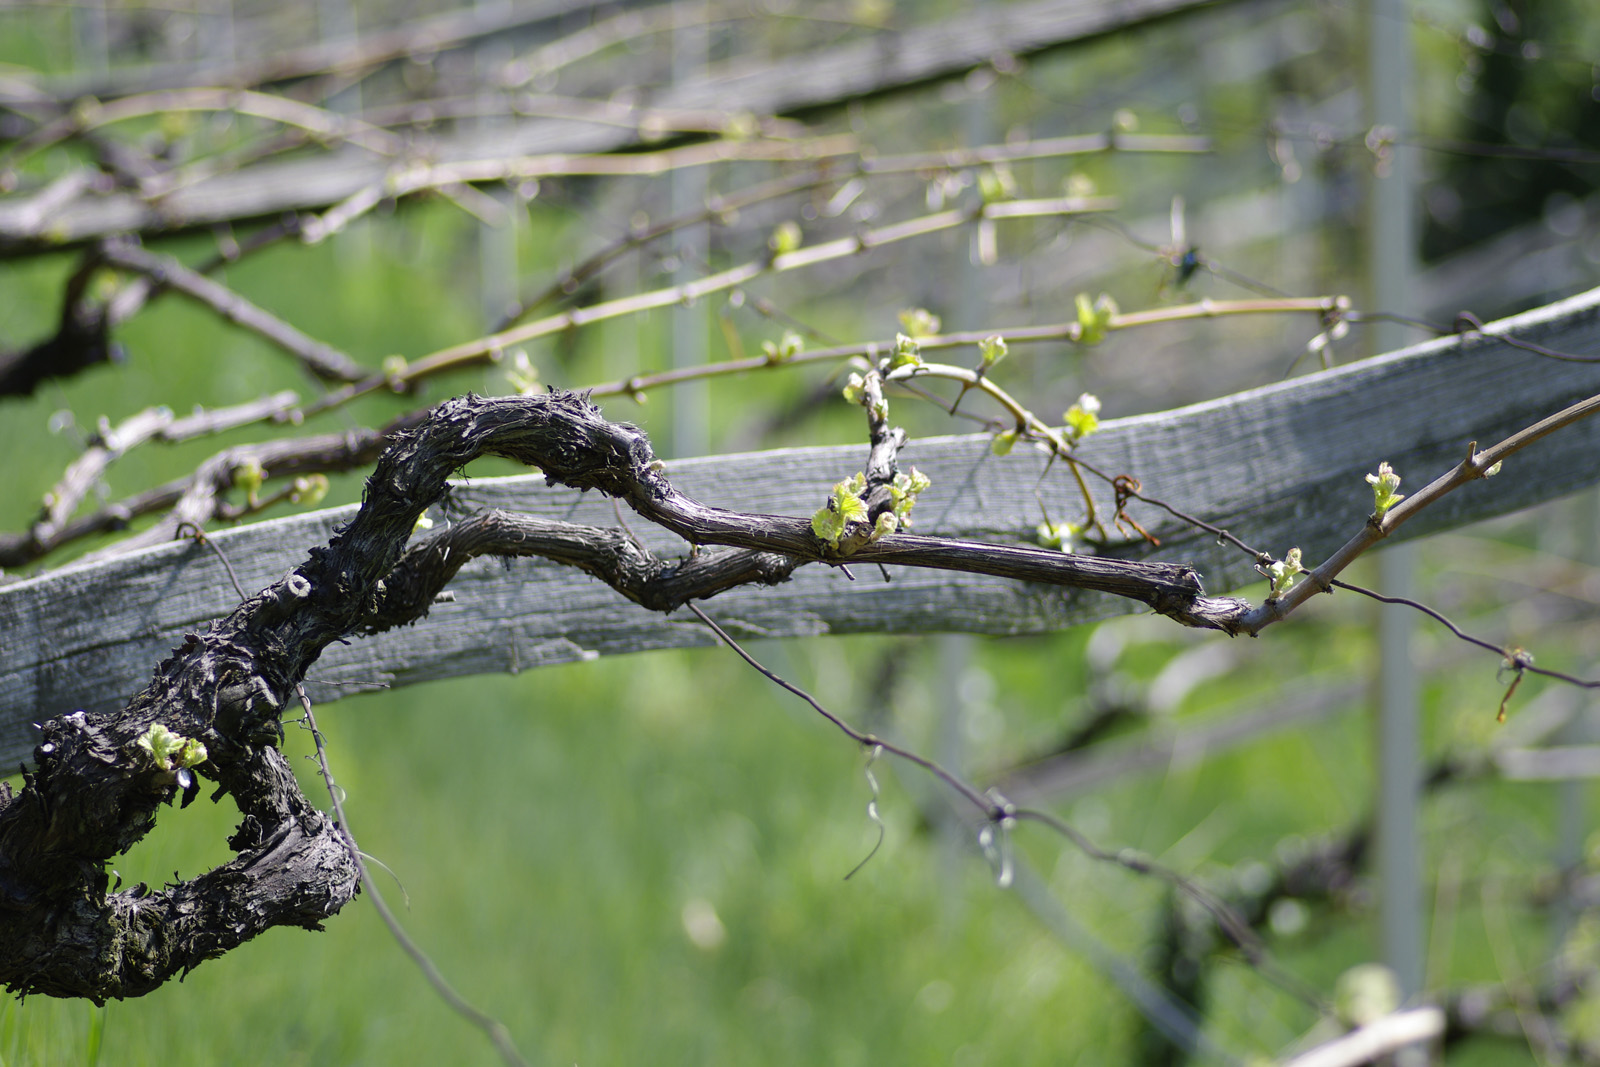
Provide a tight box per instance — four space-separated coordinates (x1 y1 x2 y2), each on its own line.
2 0 1599 1063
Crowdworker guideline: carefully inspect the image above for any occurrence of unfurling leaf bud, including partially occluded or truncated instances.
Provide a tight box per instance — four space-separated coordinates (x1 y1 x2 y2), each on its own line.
769 221 803 257
979 334 1007 369
1365 462 1405 519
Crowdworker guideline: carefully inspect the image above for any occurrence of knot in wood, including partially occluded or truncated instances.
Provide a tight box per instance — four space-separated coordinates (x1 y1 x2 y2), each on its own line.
215 674 283 747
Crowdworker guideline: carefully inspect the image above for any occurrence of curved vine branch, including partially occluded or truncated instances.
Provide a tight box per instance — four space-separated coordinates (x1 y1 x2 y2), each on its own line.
8 359 1596 1000
0 389 1245 1000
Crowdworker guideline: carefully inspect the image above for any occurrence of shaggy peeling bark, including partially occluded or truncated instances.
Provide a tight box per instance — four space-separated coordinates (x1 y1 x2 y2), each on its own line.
0 391 1234 1000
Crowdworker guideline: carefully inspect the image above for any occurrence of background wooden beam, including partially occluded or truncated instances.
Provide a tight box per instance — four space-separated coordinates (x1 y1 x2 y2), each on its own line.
1 286 1597 767
0 0 1217 253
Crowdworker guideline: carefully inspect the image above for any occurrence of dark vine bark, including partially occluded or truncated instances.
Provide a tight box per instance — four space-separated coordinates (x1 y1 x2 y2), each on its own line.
0 391 1241 1001
0 254 116 398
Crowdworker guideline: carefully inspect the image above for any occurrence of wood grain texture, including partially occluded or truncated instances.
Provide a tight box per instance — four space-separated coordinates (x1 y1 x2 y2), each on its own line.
0 0 1216 252
2 286 1598 768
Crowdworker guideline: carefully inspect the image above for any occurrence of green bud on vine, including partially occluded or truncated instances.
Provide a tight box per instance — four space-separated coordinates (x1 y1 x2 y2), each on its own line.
505 349 540 395
289 475 329 507
1064 172 1096 199
720 111 759 140
842 372 865 405
897 308 941 339
761 329 804 363
853 0 891 26
1063 393 1101 443
137 723 207 772
977 164 1016 204
1334 964 1401 1030
1074 293 1118 345
769 220 803 257
979 334 1007 369
887 467 931 528
1365 462 1405 519
889 332 925 371
1265 547 1304 600
1036 520 1083 553
234 456 265 506
810 475 869 549
811 504 846 548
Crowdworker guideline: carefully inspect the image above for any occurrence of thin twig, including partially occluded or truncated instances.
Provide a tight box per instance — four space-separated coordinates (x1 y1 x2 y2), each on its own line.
28 406 174 547
103 213 308 325
1279 1008 1445 1067
503 167 830 325
1479 881 1560 1067
497 0 888 89
577 297 1337 404
298 134 860 244
15 1 568 101
174 522 246 600
1453 310 1600 364
1070 453 1269 559
299 195 1118 416
1071 213 1291 299
295 684 530 1067
1331 578 1600 686
99 242 366 383
1348 309 1600 364
1242 389 1600 632
0 87 404 177
462 89 812 141
503 130 1211 327
0 392 301 567
683 601 1270 969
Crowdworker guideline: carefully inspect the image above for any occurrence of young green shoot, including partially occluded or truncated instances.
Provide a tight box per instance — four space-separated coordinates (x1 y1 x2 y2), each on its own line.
1366 462 1404 520
1264 547 1304 600
811 473 869 549
136 723 208 771
1063 393 1102 444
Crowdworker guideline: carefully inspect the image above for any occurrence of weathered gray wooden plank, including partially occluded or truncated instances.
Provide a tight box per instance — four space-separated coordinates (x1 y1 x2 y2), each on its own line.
1 286 1598 768
36 0 601 100
0 0 1217 252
